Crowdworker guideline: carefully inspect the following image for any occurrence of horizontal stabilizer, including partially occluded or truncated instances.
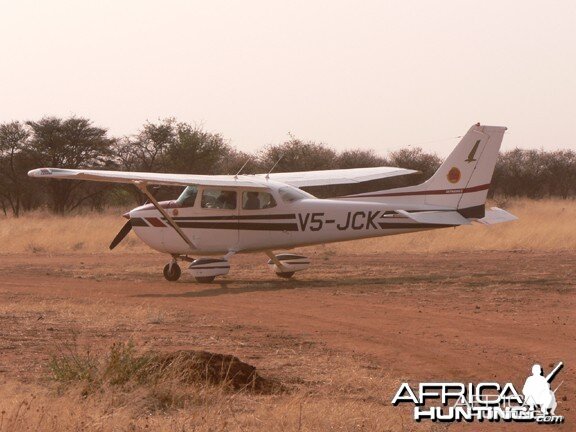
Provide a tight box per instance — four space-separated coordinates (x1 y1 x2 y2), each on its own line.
396 210 471 226
475 207 518 225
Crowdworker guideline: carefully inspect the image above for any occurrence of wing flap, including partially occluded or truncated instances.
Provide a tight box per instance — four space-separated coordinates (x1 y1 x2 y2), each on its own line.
259 166 418 187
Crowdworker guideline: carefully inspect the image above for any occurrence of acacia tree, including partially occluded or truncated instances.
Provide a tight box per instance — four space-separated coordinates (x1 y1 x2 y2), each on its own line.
115 120 239 203
544 150 576 199
337 149 387 169
259 137 338 172
0 122 33 216
164 122 234 174
116 119 176 173
26 117 115 214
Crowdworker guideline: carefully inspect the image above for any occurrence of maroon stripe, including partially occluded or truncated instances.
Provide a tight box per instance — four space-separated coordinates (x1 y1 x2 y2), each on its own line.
146 217 166 227
341 183 491 199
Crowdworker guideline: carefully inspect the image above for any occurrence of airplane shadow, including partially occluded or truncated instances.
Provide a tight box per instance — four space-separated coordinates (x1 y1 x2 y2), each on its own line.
133 275 437 299
134 279 304 298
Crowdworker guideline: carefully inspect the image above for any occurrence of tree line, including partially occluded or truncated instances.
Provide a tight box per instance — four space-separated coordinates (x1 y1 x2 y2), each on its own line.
1 116 574 216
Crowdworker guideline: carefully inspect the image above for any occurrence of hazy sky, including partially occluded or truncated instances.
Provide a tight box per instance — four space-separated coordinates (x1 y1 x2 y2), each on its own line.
1 0 575 156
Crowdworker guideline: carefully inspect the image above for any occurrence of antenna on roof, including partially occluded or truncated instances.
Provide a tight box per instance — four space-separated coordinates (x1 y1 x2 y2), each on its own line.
234 157 251 179
265 155 284 180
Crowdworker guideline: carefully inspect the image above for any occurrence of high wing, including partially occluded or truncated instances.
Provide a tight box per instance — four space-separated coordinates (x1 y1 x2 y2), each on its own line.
28 166 418 189
257 166 418 187
27 168 269 189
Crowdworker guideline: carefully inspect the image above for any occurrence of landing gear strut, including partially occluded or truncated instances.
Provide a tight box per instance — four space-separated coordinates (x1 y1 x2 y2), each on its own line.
163 261 181 282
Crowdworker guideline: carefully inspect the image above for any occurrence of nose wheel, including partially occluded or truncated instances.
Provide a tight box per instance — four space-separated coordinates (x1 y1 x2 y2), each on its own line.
163 262 181 282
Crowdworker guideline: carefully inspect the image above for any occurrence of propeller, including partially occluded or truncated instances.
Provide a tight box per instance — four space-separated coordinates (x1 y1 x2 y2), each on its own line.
109 220 133 250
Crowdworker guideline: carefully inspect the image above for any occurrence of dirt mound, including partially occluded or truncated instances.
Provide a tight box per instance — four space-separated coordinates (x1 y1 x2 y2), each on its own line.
147 350 282 394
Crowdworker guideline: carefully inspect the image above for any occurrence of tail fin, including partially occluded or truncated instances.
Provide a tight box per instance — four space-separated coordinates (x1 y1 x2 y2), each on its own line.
344 123 507 216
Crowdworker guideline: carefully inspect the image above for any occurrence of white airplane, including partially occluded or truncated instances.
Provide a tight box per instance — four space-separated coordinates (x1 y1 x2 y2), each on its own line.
29 123 517 283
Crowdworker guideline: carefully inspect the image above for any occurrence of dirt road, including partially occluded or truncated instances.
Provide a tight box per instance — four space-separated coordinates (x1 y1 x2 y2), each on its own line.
0 250 574 430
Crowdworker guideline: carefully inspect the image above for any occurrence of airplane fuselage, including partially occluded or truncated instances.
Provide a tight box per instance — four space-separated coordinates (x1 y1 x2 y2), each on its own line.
129 187 453 256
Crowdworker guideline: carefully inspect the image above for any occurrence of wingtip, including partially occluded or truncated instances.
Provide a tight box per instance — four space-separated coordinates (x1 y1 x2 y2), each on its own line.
28 168 45 178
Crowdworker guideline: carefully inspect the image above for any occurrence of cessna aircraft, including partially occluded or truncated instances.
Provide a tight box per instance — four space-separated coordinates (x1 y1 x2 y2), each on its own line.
29 123 516 283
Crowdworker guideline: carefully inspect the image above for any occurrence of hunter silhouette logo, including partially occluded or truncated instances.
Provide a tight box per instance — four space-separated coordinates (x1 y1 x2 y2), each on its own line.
392 361 565 424
447 167 461 184
523 362 563 416
466 139 481 162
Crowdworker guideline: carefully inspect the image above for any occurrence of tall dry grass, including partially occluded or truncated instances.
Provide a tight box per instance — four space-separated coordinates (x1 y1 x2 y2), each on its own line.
0 209 149 254
0 199 574 254
0 341 420 432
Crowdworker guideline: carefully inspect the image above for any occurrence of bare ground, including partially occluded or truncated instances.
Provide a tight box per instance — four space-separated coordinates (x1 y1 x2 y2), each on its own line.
0 250 574 431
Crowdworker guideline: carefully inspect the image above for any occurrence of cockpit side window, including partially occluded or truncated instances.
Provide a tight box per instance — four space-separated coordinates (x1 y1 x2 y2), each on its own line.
278 186 314 203
242 191 277 210
176 186 198 207
201 189 237 210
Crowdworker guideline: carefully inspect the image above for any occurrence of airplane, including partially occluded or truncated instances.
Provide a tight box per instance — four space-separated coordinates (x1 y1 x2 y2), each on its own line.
28 123 517 283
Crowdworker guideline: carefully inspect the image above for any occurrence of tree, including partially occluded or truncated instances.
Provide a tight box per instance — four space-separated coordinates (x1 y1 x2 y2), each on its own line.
259 137 338 173
544 150 576 199
337 148 387 169
164 122 234 174
26 117 115 214
388 147 442 181
115 120 239 203
0 122 35 216
116 119 176 173
493 149 548 198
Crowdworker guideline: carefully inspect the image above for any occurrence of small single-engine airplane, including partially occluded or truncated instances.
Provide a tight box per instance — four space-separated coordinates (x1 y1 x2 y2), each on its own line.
29 123 517 283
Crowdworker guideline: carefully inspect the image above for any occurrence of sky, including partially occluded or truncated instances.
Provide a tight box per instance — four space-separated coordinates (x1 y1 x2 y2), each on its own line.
1 0 575 157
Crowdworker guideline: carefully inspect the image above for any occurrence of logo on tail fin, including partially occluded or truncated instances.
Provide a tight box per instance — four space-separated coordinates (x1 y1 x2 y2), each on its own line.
447 167 461 184
465 140 481 163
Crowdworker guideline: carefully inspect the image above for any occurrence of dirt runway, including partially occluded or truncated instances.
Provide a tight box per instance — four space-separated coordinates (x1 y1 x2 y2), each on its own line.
0 249 574 431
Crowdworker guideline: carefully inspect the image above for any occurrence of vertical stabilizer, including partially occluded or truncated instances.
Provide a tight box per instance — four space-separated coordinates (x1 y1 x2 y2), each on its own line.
342 123 507 215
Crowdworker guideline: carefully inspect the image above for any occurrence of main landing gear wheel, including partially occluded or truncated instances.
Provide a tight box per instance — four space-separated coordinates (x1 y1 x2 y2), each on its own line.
195 276 216 284
275 272 295 279
163 262 181 282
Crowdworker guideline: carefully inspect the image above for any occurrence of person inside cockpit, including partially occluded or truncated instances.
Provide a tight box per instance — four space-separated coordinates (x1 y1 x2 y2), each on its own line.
243 191 261 210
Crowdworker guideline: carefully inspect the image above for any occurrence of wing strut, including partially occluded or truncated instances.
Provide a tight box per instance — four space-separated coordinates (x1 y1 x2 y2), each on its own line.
265 250 286 272
135 182 197 250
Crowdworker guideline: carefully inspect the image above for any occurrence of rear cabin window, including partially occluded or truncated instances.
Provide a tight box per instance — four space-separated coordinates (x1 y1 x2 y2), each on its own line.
176 186 198 207
201 189 237 209
278 186 312 203
242 191 277 210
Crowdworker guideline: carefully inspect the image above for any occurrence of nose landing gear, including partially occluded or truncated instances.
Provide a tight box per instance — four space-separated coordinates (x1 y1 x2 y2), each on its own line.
162 253 233 283
163 261 182 282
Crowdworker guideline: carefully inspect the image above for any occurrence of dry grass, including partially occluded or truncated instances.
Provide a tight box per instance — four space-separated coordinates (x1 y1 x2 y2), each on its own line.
0 342 419 432
0 209 148 254
0 386 412 432
0 199 574 254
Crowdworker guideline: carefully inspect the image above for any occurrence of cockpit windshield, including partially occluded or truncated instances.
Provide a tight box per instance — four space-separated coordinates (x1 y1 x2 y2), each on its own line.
176 185 198 207
278 186 315 203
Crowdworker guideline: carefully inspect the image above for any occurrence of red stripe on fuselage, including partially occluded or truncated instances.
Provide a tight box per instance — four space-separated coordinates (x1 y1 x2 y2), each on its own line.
145 217 166 227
